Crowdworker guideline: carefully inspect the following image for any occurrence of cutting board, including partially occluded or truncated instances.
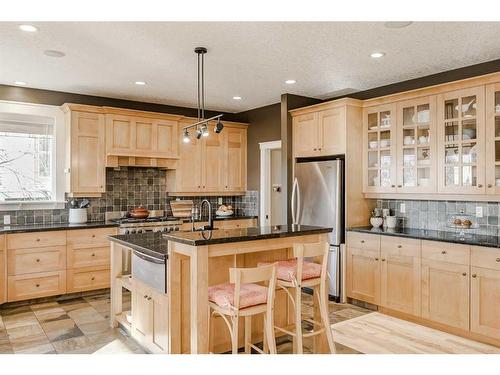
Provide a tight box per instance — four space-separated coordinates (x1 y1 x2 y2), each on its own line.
170 200 194 218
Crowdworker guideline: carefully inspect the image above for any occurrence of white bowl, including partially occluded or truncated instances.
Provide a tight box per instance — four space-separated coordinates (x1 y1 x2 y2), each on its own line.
370 217 383 228
216 210 234 217
369 141 378 149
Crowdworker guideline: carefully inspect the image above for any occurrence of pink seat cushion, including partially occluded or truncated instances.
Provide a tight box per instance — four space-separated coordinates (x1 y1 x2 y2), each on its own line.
258 259 321 282
208 283 268 309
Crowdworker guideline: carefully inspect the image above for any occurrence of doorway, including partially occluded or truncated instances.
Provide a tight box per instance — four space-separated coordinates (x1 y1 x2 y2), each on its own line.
260 140 285 226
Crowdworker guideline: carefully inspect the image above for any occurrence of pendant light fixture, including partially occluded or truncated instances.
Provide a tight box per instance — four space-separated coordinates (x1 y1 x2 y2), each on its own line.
182 47 224 143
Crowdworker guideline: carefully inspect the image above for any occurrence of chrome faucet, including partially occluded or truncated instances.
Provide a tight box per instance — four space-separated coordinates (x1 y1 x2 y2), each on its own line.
200 199 213 230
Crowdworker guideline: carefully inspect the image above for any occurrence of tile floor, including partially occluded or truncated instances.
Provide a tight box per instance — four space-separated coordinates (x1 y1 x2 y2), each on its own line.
0 290 370 354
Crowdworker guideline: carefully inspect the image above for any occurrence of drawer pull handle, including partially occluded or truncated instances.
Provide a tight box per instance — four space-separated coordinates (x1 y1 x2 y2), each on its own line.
91 277 95 281
36 258 40 262
92 235 96 238
91 253 96 257
36 239 40 242
375 258 379 261
488 184 493 188
462 272 467 277
36 284 40 287
360 240 365 243
496 258 500 263
397 245 402 248
478 184 483 188
472 274 477 278
381 258 386 262
441 251 447 254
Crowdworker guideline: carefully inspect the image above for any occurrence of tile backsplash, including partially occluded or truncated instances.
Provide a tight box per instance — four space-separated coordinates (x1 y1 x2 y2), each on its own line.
376 199 500 235
0 167 258 225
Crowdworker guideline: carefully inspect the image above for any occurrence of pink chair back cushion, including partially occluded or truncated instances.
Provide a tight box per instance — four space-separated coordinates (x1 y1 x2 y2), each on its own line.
258 259 321 282
208 283 268 309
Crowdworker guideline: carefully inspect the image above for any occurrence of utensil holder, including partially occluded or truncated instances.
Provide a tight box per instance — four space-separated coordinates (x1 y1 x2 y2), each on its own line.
69 208 87 224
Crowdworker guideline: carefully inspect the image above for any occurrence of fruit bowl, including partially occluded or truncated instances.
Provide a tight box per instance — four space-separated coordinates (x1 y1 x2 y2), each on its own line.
216 210 234 217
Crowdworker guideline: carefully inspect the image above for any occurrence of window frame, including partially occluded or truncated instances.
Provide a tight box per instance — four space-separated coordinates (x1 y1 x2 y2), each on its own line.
0 100 66 210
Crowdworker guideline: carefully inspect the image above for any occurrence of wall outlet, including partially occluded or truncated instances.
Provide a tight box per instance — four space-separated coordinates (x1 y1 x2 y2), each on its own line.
400 203 406 214
218 197 223 205
476 206 483 218
3 215 11 225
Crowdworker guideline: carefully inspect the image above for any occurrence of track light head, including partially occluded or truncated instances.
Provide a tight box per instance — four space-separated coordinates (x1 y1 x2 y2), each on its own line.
183 130 190 143
196 127 203 140
201 124 209 137
214 119 224 134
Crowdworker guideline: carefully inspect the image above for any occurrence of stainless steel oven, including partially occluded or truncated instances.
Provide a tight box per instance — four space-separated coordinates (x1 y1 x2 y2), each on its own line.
131 251 167 294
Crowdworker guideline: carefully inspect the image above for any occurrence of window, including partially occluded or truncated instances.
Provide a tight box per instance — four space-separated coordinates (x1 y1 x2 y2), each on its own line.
0 102 65 209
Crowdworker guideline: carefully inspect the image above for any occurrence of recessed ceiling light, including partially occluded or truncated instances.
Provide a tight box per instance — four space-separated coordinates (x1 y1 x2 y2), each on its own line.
384 21 413 29
44 50 65 58
135 81 147 86
370 52 386 58
19 24 38 32
14 81 27 86
232 96 242 100
285 79 296 84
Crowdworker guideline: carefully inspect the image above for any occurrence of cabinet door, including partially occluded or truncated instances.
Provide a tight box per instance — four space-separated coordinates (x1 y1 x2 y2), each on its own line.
437 86 485 194
203 130 225 192
470 267 500 339
485 83 500 195
293 113 319 157
106 114 135 155
177 137 203 192
380 238 421 316
318 108 346 156
421 259 469 330
346 246 380 304
363 104 397 193
70 111 105 194
396 96 437 193
224 127 247 191
155 119 178 158
150 289 169 353
0 248 5 304
132 281 152 345
134 117 155 155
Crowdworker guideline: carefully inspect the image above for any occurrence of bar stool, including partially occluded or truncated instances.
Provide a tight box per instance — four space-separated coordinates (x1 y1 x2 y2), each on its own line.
259 242 336 354
208 263 277 354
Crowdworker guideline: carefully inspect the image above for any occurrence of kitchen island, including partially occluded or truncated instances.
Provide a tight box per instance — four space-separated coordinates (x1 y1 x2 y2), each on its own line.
109 224 332 354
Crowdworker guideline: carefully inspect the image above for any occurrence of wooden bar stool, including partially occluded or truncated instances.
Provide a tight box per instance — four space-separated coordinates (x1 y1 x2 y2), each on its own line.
259 242 336 354
208 263 277 354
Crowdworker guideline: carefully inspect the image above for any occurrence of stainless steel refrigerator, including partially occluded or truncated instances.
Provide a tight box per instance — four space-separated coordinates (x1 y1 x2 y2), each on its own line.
291 158 344 300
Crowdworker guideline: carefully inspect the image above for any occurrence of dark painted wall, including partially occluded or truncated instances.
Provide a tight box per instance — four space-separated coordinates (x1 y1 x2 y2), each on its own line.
236 103 281 190
0 85 240 121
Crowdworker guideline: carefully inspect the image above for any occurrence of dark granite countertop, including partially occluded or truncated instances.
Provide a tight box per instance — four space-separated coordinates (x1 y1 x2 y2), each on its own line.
163 224 332 246
109 232 168 261
0 221 119 234
348 226 500 248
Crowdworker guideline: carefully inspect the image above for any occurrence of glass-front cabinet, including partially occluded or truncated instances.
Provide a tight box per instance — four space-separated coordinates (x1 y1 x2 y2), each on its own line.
485 83 500 195
396 96 436 193
363 104 397 193
437 87 485 194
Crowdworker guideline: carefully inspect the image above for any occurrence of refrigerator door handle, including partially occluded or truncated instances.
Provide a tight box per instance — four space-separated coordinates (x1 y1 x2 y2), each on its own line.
334 161 343 244
291 177 298 225
296 179 301 225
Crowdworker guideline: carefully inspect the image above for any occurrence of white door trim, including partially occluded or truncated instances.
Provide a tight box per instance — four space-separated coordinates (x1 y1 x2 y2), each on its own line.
260 140 282 227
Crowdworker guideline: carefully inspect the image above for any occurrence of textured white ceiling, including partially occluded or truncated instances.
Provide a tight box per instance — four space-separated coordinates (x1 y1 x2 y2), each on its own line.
1 22 500 112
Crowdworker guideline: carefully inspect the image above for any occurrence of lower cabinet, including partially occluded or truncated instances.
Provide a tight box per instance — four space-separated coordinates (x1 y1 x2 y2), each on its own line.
131 279 169 354
67 266 110 293
8 271 66 302
346 246 381 305
0 245 5 304
470 267 500 339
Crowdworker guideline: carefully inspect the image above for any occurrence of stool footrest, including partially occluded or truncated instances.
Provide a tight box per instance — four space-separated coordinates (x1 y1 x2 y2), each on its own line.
302 328 325 338
303 317 323 326
248 343 265 354
274 325 296 336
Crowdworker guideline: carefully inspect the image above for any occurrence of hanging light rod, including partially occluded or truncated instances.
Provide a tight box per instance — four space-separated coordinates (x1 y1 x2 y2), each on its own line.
182 47 224 143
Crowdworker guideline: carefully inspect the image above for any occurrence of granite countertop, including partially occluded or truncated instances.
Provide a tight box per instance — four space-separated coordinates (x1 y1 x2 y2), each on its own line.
0 221 119 234
348 226 500 248
182 215 258 223
109 232 168 261
163 224 332 246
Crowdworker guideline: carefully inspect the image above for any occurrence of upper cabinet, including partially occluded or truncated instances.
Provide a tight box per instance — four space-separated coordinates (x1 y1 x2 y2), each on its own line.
105 113 178 159
437 87 485 194
224 126 247 191
292 107 346 157
363 104 397 193
485 83 500 195
62 105 106 196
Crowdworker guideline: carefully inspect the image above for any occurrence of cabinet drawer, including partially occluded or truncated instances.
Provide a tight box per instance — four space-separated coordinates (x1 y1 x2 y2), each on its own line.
8 271 66 302
421 240 470 265
217 219 257 229
471 246 500 271
67 246 110 269
7 231 66 250
381 236 421 257
67 227 116 247
346 232 380 250
8 246 66 276
67 266 110 293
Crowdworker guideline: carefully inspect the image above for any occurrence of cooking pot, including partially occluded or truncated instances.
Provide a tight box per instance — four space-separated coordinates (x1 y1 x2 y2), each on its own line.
129 207 150 219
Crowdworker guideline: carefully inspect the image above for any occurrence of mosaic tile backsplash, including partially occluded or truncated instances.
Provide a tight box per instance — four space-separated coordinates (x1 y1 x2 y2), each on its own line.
376 199 500 236
0 167 259 225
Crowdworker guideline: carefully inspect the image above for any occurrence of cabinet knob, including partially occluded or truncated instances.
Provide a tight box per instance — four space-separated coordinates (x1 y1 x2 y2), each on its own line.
397 245 402 248
488 184 493 188
462 272 467 277
318 148 322 151
397 185 402 188
360 240 365 243
313 148 317 151
381 258 386 262
441 250 447 254
496 258 500 263
92 234 96 238
91 277 95 281
36 239 40 242
91 253 95 257
147 297 152 301
375 257 379 261
478 184 483 188
391 185 396 188
144 295 148 299
472 274 477 278
36 284 40 288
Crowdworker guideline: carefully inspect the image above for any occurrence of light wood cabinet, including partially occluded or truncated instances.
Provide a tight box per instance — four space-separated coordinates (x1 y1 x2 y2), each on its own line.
380 236 421 316
203 130 225 192
437 86 486 194
485 83 500 195
8 271 66 302
7 246 66 276
292 108 346 157
215 218 257 230
65 109 106 195
363 104 398 193
67 265 110 293
105 114 179 159
224 126 247 191
132 279 169 353
0 236 5 304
